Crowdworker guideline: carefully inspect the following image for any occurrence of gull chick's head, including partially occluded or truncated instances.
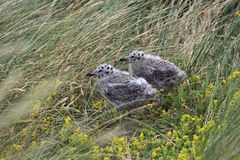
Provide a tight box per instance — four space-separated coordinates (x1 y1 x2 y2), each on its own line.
119 50 145 62
87 64 115 78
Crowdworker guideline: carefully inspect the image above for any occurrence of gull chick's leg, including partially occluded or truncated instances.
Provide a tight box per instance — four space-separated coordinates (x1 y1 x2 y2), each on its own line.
153 96 162 108
117 110 125 136
157 96 162 107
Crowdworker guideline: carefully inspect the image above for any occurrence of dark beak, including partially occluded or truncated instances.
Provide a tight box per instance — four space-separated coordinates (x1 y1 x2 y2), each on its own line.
119 57 127 61
86 72 96 77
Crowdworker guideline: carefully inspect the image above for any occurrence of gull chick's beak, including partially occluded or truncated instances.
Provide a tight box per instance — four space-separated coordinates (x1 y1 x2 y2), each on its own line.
86 72 96 77
119 57 127 61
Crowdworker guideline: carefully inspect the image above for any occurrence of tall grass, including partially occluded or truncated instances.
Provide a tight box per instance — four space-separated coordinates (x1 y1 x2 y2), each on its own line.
0 0 239 159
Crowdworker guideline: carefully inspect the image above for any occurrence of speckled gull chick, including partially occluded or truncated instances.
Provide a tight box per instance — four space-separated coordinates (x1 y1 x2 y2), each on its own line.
86 64 157 111
119 50 187 92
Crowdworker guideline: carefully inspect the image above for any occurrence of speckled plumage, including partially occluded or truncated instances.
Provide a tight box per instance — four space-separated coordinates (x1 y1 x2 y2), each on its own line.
120 51 187 92
87 64 157 111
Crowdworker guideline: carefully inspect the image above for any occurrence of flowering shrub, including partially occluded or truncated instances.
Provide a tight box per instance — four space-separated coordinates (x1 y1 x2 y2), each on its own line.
90 114 215 159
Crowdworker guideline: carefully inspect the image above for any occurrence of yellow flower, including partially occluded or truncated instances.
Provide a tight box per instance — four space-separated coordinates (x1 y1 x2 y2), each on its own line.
119 136 126 145
231 90 240 105
175 137 181 145
212 99 218 107
161 109 170 118
70 128 89 144
117 146 123 155
228 71 240 80
12 144 21 151
92 145 101 160
193 135 199 141
222 79 227 85
77 132 89 143
92 100 105 110
173 130 178 139
182 123 189 132
183 135 189 140
192 75 201 82
195 115 203 124
197 127 205 134
236 11 240 17
103 157 110 160
208 83 214 89
112 136 126 148
231 71 240 79
196 156 203 160
151 148 161 158
139 132 144 141
166 141 172 147
151 150 157 158
32 100 41 112
178 148 189 160
177 131 182 135
55 79 61 87
166 131 172 137
181 114 191 122
106 146 114 153
205 83 214 97
181 99 189 109
146 103 153 109
64 116 72 128
132 137 143 150
22 128 29 136
46 95 53 103
147 130 156 136
184 140 190 147
163 146 168 155
207 120 215 129
43 117 51 124
31 141 37 148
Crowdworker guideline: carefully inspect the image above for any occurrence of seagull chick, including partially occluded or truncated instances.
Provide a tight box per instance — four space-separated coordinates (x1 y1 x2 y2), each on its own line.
86 64 157 111
119 50 187 92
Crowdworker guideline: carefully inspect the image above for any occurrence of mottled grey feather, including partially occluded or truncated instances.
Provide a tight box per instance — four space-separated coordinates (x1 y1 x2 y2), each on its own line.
128 52 187 92
96 68 157 110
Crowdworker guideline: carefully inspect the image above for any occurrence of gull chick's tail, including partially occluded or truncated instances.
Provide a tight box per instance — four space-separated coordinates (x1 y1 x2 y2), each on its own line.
178 70 187 83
